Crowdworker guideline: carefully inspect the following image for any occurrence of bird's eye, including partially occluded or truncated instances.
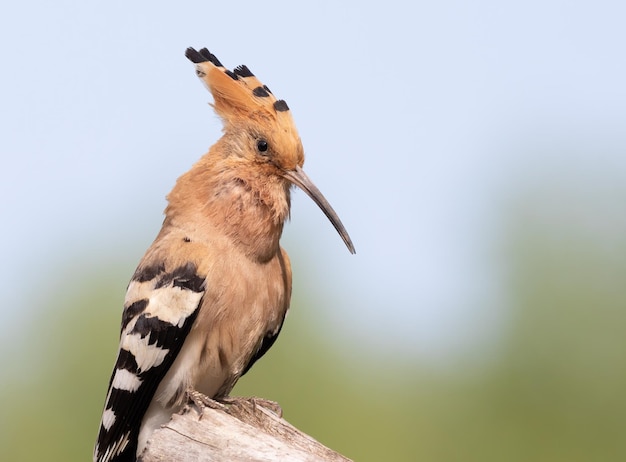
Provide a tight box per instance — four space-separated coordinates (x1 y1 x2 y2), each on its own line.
257 140 269 153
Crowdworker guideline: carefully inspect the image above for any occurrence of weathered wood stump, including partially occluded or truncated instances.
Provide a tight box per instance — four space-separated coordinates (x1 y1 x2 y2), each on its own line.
140 398 352 462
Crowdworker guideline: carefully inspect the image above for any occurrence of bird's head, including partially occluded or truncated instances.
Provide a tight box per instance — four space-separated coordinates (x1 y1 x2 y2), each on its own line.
185 47 355 254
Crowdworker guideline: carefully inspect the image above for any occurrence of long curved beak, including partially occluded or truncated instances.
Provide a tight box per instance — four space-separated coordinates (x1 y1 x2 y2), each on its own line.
282 166 356 254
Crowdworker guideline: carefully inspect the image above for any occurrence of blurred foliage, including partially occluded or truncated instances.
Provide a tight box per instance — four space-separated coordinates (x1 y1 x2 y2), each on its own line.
1 183 625 461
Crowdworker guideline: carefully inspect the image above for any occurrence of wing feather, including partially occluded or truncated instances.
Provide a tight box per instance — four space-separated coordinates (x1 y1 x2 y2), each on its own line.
94 261 206 462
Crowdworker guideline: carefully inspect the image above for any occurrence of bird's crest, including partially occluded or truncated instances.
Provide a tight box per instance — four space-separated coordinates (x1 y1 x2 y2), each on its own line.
185 47 294 128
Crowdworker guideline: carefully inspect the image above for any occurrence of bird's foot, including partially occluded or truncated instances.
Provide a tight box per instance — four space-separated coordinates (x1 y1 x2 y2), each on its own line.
186 389 227 418
222 396 283 418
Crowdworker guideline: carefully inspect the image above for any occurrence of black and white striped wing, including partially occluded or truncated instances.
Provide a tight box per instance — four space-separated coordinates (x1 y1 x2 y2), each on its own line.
94 262 206 462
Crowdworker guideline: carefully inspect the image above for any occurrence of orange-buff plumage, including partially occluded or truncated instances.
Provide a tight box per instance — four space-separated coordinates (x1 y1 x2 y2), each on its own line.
94 47 354 462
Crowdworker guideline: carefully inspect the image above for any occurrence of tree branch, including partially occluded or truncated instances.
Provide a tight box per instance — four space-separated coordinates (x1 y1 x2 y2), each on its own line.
140 399 352 462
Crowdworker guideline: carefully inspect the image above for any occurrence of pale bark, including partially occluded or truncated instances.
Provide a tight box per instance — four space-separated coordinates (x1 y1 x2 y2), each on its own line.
140 399 352 462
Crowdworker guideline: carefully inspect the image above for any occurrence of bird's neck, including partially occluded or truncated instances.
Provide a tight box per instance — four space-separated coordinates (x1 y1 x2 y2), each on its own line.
164 147 291 262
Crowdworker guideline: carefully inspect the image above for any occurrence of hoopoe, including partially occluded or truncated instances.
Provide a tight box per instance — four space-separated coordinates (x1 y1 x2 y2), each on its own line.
93 47 355 462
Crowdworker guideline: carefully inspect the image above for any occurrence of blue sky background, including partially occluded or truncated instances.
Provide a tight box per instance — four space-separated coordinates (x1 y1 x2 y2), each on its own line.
1 0 625 369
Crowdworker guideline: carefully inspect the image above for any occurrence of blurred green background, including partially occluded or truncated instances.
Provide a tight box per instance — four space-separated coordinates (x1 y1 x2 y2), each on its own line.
1 1 625 461
2 166 625 461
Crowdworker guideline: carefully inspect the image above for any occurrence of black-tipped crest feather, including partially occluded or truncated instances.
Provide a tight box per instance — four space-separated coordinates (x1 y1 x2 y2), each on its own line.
234 65 254 78
199 48 223 67
185 47 206 64
273 100 289 112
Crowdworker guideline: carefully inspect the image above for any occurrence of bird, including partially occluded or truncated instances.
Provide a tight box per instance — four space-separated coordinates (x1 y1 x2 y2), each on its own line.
93 47 355 462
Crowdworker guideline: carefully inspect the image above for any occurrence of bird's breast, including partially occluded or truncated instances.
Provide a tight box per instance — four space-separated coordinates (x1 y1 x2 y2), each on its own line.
192 246 291 397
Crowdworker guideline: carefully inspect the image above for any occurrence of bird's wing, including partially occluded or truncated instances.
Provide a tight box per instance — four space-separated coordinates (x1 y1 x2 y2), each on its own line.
94 260 206 462
241 316 285 376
